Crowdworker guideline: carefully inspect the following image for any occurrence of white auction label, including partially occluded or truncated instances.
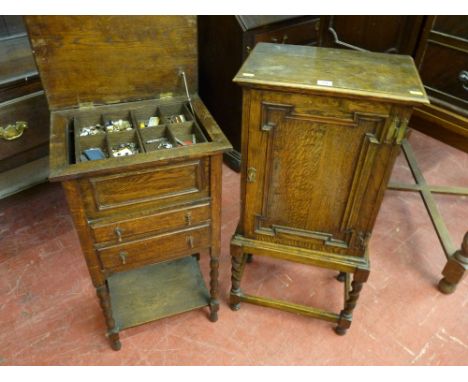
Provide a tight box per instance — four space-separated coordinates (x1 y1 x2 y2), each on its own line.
317 80 333 87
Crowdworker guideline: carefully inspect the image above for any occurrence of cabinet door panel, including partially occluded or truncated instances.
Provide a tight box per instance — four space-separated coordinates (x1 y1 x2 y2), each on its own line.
244 91 394 255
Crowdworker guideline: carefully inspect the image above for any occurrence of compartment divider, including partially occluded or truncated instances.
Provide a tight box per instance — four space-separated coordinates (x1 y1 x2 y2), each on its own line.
131 110 146 153
166 125 179 146
73 117 82 163
105 131 113 158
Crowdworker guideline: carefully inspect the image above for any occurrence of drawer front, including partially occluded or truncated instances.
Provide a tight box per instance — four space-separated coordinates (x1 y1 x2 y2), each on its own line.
0 91 49 172
97 224 211 270
91 202 211 244
254 18 319 46
79 158 209 219
420 42 468 110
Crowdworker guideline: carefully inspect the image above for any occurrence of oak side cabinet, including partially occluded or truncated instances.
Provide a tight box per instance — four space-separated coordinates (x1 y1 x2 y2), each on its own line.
230 43 429 334
25 16 231 350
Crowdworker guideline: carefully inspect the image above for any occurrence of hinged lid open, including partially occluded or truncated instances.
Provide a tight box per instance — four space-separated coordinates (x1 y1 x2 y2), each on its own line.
24 16 198 111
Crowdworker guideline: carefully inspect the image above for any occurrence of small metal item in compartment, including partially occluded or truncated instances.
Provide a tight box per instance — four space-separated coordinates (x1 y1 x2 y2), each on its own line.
166 114 186 124
80 124 106 137
111 142 138 157
83 147 106 161
105 119 133 133
175 137 188 146
175 134 197 147
145 137 173 149
148 116 160 127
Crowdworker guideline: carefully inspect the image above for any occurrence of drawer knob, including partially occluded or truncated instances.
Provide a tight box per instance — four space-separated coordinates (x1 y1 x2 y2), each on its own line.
119 251 128 265
0 121 28 141
185 212 192 226
114 227 123 242
187 235 194 249
459 70 468 91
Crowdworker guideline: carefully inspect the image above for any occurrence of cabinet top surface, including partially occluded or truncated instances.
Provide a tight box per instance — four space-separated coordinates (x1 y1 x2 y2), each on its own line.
234 43 429 105
24 16 198 110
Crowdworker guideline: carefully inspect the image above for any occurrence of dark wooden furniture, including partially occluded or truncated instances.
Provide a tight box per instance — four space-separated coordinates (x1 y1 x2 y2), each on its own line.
198 15 320 171
230 43 428 334
25 16 231 350
412 16 468 152
318 16 425 55
0 16 49 198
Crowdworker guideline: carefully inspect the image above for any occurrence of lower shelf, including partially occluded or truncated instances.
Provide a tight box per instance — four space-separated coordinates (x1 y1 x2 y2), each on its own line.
107 255 210 331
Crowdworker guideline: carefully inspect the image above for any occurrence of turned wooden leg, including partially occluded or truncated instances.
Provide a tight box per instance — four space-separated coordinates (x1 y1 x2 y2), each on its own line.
335 271 368 336
438 232 468 294
96 284 121 351
209 248 220 322
336 272 346 282
230 244 248 311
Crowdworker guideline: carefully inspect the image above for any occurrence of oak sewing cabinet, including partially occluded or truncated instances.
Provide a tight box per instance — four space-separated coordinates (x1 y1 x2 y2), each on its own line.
230 43 429 334
25 16 231 350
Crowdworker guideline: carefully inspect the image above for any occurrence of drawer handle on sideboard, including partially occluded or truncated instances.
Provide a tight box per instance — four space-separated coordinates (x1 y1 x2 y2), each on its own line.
459 70 468 91
119 251 128 265
0 121 28 141
114 227 123 242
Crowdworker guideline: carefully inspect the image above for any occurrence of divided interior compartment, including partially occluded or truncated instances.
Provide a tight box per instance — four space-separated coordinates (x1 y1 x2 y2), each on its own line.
74 115 107 162
70 100 211 163
107 129 144 158
133 106 163 129
169 121 208 147
102 110 134 133
78 134 109 162
75 114 106 137
160 103 193 124
139 125 176 152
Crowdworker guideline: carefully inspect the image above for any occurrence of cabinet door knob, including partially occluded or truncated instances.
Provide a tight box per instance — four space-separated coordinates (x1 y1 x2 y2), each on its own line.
114 227 123 242
119 251 128 265
247 167 257 183
459 70 468 91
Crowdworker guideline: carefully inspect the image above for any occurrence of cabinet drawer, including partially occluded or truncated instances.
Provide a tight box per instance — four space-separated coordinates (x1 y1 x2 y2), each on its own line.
254 18 319 45
97 224 211 270
91 202 211 244
79 158 209 219
0 91 49 172
420 42 468 109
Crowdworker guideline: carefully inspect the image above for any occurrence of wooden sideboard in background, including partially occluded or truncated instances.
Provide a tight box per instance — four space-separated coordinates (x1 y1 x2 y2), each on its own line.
0 16 50 198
